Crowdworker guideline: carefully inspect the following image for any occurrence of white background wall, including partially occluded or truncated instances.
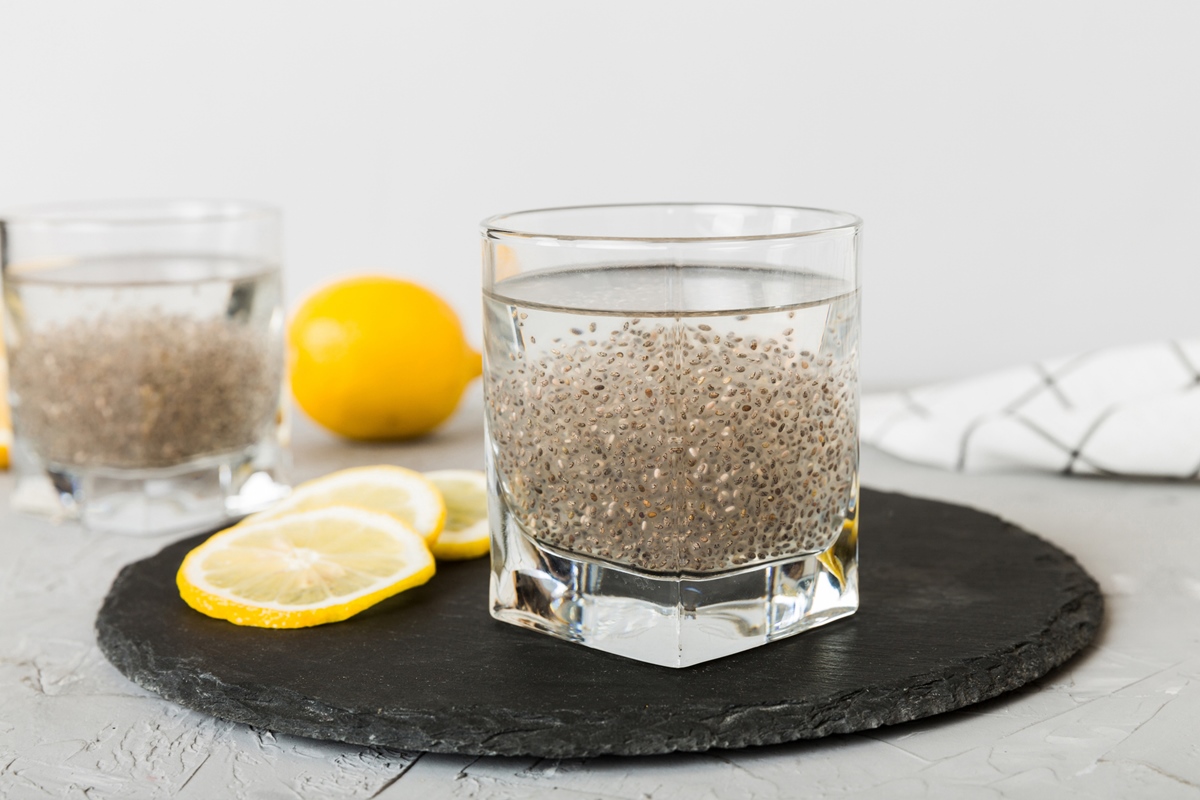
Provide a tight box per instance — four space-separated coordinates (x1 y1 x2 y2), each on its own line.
2 1 1196 390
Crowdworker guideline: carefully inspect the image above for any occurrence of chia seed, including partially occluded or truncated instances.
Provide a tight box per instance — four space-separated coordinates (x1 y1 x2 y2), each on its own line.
486 295 858 574
9 311 282 470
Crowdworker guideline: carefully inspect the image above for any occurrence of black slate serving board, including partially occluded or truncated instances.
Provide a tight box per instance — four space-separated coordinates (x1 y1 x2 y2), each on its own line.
95 489 1102 757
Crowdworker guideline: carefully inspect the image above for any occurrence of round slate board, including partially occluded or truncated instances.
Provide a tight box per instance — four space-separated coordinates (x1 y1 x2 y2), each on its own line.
95 489 1102 757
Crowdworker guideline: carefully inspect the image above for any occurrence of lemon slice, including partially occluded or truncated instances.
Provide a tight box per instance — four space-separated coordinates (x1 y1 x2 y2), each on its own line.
424 470 490 560
250 465 446 544
0 326 9 470
177 506 435 628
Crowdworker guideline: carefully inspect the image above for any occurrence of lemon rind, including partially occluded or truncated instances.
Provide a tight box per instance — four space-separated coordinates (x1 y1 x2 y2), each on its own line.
424 469 490 561
430 519 491 560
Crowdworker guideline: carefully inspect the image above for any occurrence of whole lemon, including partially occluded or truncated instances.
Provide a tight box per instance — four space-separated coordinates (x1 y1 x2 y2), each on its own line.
288 276 482 440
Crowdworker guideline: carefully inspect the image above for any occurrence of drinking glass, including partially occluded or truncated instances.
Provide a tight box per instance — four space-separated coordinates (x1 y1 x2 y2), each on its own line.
1 200 290 535
482 203 861 667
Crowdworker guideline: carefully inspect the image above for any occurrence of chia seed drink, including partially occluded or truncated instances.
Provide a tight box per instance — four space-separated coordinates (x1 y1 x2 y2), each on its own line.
485 264 858 575
6 255 283 471
1 200 290 535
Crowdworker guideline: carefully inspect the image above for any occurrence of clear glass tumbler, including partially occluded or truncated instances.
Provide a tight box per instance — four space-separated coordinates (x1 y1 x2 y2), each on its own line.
482 203 861 667
1 200 290 535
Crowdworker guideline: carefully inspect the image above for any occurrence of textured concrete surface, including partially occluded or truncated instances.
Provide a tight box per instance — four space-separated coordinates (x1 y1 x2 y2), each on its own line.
2 387 1199 797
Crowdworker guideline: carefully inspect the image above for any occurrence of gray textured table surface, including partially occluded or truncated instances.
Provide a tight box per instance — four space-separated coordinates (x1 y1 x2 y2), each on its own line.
2 387 1197 799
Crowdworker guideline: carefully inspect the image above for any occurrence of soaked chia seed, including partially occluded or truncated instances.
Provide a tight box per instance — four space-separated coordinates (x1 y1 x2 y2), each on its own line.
8 311 282 470
485 268 859 575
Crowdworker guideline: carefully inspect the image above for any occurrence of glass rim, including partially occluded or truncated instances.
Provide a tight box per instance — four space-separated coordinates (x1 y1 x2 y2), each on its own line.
0 198 279 229
481 202 862 243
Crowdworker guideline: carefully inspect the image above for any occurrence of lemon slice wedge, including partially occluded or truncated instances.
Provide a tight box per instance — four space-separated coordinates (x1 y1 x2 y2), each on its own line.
249 465 446 544
177 506 435 628
0 327 9 470
425 470 490 560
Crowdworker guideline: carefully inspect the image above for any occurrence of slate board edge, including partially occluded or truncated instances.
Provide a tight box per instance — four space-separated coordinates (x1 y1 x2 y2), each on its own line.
94 490 1104 758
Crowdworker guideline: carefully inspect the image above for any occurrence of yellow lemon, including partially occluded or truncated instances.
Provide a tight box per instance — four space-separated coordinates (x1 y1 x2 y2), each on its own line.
177 506 436 629
289 277 482 440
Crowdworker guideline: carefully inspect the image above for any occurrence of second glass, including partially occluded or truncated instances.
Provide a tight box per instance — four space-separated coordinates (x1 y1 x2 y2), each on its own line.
483 203 861 667
1 200 290 535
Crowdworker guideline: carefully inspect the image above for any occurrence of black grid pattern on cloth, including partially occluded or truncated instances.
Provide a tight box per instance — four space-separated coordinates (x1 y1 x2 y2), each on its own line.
949 342 1200 475
955 353 1093 471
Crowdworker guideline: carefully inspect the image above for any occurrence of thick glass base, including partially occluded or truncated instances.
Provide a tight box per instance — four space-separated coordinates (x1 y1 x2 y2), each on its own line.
489 508 859 669
11 441 290 537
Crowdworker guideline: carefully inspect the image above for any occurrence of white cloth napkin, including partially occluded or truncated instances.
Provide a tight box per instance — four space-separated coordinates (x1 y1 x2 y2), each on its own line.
861 341 1200 478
